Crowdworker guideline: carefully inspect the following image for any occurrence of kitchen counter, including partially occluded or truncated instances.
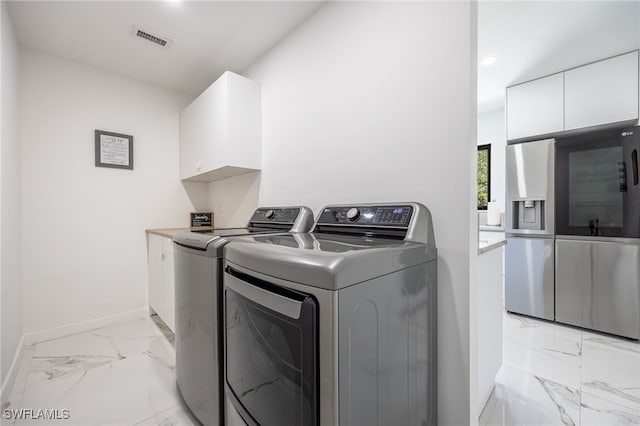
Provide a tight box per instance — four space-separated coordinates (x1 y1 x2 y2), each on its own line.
478 231 506 254
146 227 215 239
479 224 505 232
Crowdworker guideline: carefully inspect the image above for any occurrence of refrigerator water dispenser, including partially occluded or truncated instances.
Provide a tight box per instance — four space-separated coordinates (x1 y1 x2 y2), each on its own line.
512 199 545 231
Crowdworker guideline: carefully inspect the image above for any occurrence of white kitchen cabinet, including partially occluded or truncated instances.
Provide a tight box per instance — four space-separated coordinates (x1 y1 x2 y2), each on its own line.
507 73 564 141
506 51 640 141
180 71 261 182
476 238 505 416
147 233 175 331
565 51 639 131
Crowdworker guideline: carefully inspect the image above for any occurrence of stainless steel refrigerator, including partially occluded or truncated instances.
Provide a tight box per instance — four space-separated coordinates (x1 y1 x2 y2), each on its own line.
505 138 555 321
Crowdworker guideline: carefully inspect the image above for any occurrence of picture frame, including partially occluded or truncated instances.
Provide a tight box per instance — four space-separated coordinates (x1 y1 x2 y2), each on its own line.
95 129 133 170
191 212 214 227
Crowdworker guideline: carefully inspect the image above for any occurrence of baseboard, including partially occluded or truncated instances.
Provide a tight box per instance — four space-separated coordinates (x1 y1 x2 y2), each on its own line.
23 307 150 346
1 335 25 407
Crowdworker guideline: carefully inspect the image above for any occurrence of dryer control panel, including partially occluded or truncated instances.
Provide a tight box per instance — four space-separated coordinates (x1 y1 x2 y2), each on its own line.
250 208 301 224
316 205 414 227
247 206 314 233
314 202 432 245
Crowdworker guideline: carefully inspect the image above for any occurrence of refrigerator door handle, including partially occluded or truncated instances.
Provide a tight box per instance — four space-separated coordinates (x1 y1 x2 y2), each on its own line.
632 148 638 186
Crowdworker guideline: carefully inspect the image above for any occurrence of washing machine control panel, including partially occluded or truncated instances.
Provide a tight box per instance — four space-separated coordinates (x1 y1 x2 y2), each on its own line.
250 208 300 223
317 205 413 227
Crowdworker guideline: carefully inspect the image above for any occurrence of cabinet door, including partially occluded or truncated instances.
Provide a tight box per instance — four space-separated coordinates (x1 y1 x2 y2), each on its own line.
565 51 639 131
162 249 176 332
507 73 564 141
147 234 164 316
227 72 261 171
179 75 229 180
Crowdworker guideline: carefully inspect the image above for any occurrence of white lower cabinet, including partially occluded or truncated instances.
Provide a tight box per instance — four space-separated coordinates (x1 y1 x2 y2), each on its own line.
477 244 504 416
147 233 175 331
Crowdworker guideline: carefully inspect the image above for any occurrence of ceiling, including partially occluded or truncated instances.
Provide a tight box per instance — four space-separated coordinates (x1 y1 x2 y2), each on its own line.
478 1 640 113
6 1 324 95
6 1 639 109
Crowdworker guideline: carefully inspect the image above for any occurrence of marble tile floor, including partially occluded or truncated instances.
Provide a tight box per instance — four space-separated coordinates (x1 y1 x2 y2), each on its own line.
5 310 639 426
2 314 197 426
481 312 640 426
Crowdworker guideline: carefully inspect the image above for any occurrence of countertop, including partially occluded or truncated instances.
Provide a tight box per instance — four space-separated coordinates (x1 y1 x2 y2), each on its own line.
479 224 505 232
146 227 214 239
478 231 506 254
149 227 507 254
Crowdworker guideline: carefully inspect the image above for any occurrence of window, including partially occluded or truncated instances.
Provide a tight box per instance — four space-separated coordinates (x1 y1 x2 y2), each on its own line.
477 144 491 210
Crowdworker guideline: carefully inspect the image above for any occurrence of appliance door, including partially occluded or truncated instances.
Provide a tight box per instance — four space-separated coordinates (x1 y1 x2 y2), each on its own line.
555 126 640 238
224 267 319 426
173 244 222 426
556 237 640 339
505 236 555 320
506 138 555 236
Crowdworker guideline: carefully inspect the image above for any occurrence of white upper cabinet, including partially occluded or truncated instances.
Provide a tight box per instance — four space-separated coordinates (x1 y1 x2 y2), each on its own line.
507 74 565 141
180 71 261 182
506 51 639 142
564 51 639 131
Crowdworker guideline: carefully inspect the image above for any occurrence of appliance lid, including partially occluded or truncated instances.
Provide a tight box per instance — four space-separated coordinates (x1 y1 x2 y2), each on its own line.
172 205 314 251
251 233 411 251
224 233 436 290
174 227 277 251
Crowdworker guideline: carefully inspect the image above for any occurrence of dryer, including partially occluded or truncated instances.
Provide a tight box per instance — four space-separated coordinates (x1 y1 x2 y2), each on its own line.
173 207 314 426
222 203 437 426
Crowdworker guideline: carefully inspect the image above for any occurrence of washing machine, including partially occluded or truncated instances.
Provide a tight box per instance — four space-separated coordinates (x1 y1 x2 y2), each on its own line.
173 206 314 426
222 203 438 426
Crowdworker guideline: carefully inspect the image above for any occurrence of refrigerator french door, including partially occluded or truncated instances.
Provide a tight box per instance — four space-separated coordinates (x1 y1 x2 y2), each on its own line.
555 237 640 339
505 138 555 321
555 126 640 238
555 126 640 338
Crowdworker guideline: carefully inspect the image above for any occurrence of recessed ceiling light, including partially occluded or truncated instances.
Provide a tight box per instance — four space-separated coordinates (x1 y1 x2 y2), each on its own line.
480 56 497 66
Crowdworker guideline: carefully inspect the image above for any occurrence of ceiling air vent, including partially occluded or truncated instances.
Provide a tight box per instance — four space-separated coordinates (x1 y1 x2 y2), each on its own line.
130 25 173 49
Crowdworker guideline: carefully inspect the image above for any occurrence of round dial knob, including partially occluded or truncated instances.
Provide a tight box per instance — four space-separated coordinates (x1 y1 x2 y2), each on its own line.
346 208 360 221
265 209 275 219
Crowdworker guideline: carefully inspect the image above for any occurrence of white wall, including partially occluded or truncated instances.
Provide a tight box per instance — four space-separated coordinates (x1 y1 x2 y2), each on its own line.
477 107 506 212
208 172 261 227
19 49 203 333
211 2 477 424
1 1 23 396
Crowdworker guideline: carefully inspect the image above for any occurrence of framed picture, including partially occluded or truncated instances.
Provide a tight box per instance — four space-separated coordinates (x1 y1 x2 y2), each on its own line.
95 130 133 170
191 212 214 227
